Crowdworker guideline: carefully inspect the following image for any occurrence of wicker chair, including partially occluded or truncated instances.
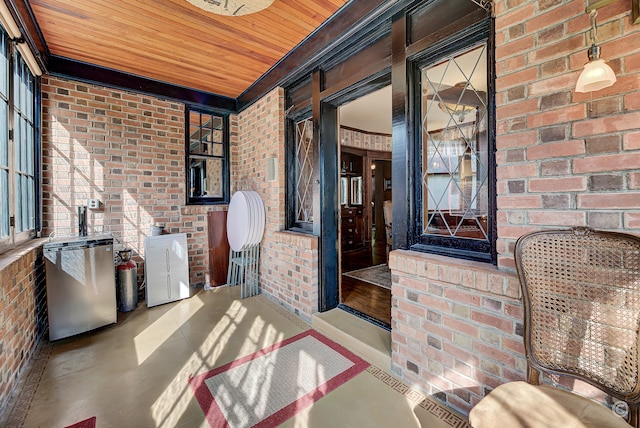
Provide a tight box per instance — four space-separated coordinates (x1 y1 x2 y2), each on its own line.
469 227 640 428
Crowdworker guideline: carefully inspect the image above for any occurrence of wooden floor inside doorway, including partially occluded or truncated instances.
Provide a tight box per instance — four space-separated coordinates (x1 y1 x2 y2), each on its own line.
341 239 391 326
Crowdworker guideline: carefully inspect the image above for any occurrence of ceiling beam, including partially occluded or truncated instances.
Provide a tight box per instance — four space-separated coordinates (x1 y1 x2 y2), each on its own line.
48 55 237 112
236 0 397 111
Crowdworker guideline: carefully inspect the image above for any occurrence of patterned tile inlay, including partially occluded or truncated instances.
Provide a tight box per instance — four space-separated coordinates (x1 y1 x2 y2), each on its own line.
260 291 470 427
1 294 470 428
0 340 53 428
366 366 471 428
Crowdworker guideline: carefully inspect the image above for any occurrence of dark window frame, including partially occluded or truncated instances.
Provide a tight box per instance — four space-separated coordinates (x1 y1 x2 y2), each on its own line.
0 26 40 254
409 21 496 264
286 108 314 233
185 105 230 205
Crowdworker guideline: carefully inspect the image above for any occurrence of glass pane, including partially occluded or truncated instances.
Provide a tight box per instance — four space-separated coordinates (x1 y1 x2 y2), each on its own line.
27 124 33 173
14 172 22 231
21 117 27 171
26 75 33 121
189 158 223 198
0 32 7 98
13 111 19 167
13 55 19 109
189 111 224 155
189 129 200 154
421 43 488 241
212 116 223 130
189 110 200 125
0 101 7 166
27 176 34 229
21 175 27 231
294 118 313 224
0 169 8 237
212 129 223 143
204 158 223 198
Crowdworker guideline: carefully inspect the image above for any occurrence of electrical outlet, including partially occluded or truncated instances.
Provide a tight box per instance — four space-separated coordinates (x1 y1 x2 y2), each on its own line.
87 199 100 209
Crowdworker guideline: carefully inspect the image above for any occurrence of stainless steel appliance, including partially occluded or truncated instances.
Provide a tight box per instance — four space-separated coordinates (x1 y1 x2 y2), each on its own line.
44 235 117 340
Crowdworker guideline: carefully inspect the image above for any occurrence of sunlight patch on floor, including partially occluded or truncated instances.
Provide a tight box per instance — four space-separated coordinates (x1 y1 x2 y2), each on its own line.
133 296 203 364
150 296 272 427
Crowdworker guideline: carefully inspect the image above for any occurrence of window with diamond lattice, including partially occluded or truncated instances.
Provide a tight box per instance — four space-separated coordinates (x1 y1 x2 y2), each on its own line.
418 43 491 258
294 117 314 228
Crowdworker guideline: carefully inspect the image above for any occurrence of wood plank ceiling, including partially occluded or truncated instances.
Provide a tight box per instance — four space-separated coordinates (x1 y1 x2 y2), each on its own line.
29 0 348 98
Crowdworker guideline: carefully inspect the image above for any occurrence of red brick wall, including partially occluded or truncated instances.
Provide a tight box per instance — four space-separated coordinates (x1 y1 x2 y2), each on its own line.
392 0 640 416
494 0 640 270
41 76 224 287
233 88 320 320
0 243 47 414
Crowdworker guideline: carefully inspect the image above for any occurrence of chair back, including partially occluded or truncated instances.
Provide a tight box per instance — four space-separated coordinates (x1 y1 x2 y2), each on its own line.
515 227 640 409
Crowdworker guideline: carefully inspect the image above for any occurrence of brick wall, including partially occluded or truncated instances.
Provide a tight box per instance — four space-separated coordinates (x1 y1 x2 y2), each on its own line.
390 250 523 414
493 0 640 270
391 0 640 416
233 88 320 320
41 76 224 287
0 243 47 414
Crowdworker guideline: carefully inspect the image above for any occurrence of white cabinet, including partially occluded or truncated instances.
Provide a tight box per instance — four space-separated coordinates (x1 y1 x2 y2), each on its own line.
144 233 190 307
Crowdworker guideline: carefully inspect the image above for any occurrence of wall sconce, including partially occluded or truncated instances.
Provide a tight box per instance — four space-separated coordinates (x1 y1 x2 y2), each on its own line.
575 9 616 93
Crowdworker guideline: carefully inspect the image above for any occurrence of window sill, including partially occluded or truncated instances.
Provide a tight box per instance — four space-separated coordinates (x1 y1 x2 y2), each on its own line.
388 248 520 300
0 238 47 272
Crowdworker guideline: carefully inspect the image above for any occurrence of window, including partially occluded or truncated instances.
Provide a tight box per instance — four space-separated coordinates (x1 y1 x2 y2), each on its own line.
186 107 229 204
287 115 314 232
414 40 494 262
0 26 39 252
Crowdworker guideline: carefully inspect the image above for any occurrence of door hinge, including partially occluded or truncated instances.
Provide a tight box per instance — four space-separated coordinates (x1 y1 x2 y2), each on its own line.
9 216 15 227
8 129 13 140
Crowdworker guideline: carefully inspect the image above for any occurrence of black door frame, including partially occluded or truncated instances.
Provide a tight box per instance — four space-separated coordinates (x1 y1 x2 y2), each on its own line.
317 72 392 313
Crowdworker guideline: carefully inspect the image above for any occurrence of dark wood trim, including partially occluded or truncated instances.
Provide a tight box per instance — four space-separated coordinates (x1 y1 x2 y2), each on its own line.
341 145 392 160
34 74 42 232
341 125 391 138
237 0 409 111
314 69 341 312
285 109 313 232
391 11 409 251
312 70 322 238
48 55 237 111
184 107 232 205
319 100 339 312
407 16 495 264
5 0 48 71
487 15 498 265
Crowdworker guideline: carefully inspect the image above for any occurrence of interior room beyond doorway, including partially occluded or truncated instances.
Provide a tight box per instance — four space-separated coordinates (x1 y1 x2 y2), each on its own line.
338 86 392 328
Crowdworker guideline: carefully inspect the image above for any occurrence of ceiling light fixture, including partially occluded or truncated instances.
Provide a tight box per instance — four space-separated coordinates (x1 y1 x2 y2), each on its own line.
428 82 486 123
575 9 616 93
186 0 274 16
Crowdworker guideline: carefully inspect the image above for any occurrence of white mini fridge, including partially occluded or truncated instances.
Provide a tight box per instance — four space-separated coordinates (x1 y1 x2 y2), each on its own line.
144 233 190 307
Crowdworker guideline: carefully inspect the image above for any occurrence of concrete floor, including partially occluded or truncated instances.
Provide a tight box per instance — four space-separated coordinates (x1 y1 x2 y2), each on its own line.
2 285 469 427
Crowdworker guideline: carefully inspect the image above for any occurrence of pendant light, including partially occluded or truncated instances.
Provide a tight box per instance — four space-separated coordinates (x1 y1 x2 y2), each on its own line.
575 10 616 93
186 0 274 16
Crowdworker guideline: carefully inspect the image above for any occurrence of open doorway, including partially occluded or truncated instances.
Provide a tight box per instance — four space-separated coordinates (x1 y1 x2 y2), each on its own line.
337 86 392 328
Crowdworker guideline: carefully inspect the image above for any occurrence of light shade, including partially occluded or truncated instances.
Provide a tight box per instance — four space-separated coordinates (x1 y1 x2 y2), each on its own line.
575 58 617 93
186 0 274 16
